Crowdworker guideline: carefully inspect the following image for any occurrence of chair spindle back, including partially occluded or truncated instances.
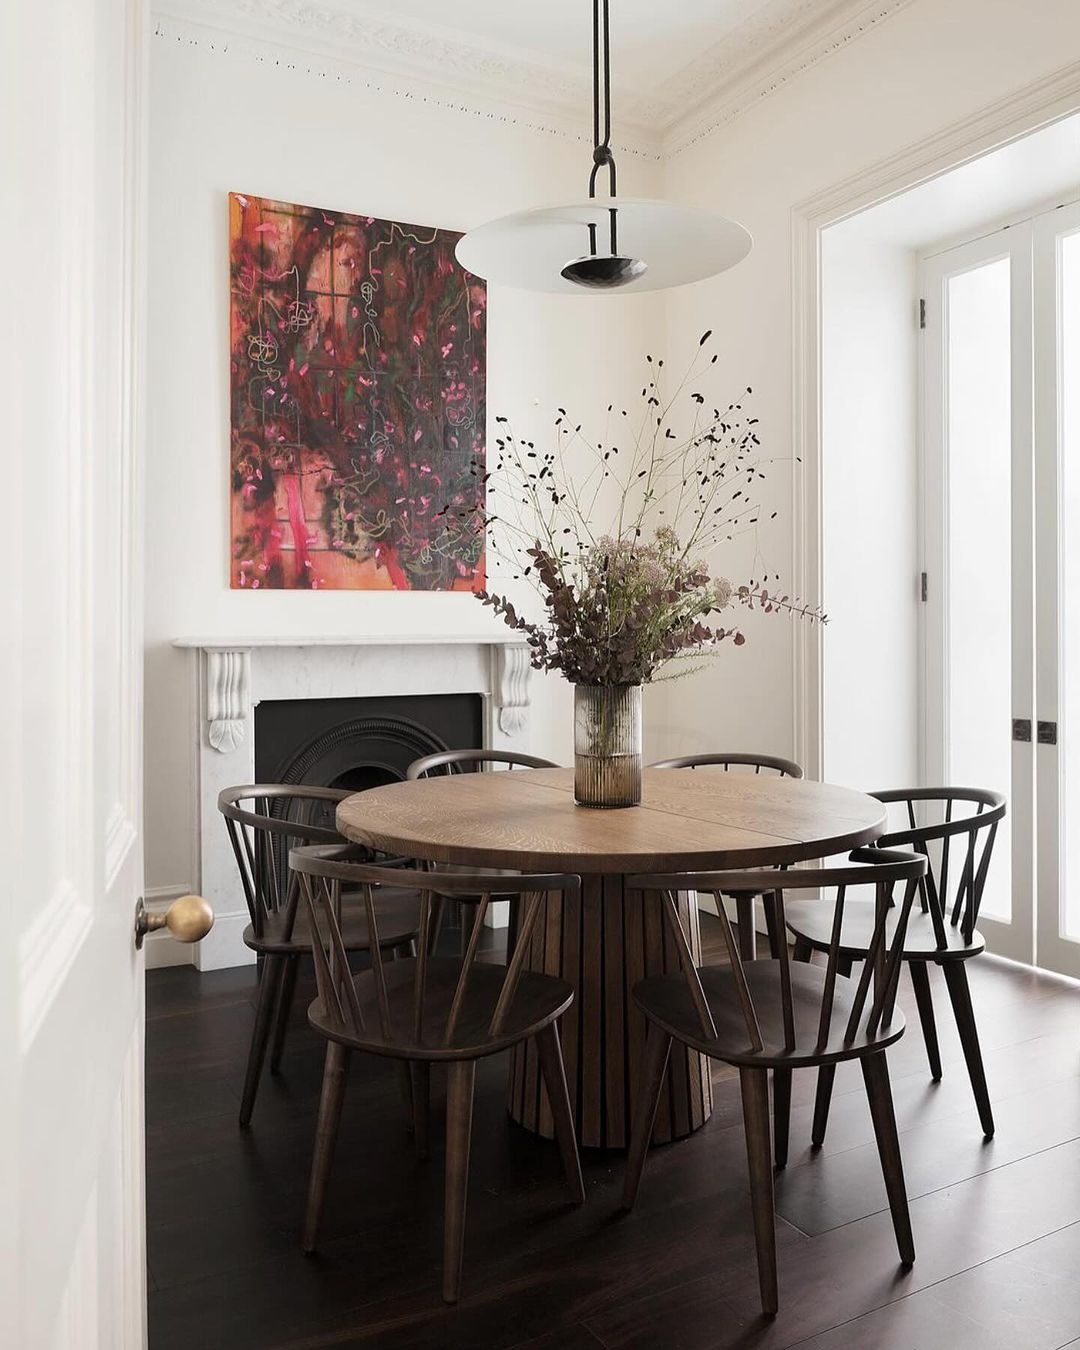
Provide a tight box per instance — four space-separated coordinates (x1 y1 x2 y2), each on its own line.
649 752 803 779
872 788 1006 946
407 749 558 779
218 785 352 941
629 848 927 1057
290 845 579 1049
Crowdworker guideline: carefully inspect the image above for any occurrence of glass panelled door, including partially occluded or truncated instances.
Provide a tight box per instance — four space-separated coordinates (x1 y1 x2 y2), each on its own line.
922 200 1080 976
920 226 1034 964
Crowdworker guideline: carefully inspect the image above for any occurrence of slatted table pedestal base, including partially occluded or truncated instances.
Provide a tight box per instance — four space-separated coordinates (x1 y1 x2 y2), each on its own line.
507 878 711 1149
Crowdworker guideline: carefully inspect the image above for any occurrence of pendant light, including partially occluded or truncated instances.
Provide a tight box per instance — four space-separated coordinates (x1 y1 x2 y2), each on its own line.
455 0 752 294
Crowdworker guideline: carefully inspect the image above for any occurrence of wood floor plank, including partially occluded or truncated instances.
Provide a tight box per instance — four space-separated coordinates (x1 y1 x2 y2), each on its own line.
794 1221 1080 1350
774 1070 1080 1234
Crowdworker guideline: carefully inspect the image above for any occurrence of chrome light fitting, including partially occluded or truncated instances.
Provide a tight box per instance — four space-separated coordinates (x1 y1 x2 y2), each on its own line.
455 0 752 295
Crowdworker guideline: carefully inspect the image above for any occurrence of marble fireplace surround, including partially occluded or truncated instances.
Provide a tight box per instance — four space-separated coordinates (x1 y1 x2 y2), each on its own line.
173 635 532 971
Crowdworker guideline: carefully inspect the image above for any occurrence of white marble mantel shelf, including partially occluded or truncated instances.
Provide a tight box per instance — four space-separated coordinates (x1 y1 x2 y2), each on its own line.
175 633 532 759
173 633 525 649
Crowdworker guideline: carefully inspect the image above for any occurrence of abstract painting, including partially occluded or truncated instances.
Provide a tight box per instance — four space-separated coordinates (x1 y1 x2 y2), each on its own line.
229 192 486 590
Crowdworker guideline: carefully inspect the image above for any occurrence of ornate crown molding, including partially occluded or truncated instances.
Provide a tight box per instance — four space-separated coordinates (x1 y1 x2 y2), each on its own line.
153 0 913 157
151 2 662 158
664 0 917 156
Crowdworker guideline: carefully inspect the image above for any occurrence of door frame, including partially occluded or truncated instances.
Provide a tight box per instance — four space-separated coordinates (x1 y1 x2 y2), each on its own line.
792 64 1080 788
1033 199 1080 978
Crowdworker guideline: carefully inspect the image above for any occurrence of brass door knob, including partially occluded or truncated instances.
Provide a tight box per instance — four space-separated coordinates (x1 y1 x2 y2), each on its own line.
134 895 214 949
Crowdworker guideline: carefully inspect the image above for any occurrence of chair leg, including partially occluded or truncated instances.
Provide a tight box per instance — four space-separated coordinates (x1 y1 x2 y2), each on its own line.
942 961 994 1138
811 1066 835 1149
861 1052 915 1266
268 954 300 1076
239 953 286 1127
739 1066 778 1317
810 956 851 1149
443 1060 476 1304
793 935 812 963
622 1024 672 1211
735 895 757 960
909 961 942 1081
763 894 783 960
535 1024 585 1204
301 1040 351 1254
411 1061 430 1161
388 947 416 1133
772 1068 792 1170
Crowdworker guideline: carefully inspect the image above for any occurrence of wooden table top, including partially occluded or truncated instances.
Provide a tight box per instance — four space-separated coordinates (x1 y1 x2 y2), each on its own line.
336 768 886 874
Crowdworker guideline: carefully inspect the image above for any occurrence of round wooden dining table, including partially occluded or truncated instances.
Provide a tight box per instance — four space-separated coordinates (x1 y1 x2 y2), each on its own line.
336 767 885 1149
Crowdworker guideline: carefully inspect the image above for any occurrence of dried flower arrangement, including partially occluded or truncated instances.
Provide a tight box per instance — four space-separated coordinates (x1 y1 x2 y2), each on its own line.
439 331 823 689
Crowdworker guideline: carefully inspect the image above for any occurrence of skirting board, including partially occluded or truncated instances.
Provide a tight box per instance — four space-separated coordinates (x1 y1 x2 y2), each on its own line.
143 886 194 969
194 911 257 972
142 886 258 971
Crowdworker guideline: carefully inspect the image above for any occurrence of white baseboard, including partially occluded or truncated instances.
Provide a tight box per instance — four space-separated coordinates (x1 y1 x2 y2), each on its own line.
142 885 256 971
143 885 193 970
193 909 257 972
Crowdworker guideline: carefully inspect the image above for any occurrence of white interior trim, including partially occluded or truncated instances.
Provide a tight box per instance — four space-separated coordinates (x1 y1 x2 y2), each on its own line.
792 60 1080 784
149 12 663 159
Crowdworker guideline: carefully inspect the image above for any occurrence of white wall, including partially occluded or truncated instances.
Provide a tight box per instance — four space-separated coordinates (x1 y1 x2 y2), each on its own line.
144 32 662 899
657 0 1080 784
821 229 918 790
146 0 1080 906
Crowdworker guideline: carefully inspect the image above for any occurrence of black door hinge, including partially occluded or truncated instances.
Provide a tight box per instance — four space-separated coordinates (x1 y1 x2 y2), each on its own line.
920 571 928 602
1013 718 1032 742
1038 721 1058 745
919 298 927 330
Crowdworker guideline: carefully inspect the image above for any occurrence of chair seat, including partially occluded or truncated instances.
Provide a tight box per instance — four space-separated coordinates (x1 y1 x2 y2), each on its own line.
785 897 984 962
307 956 575 1061
243 887 422 956
633 959 906 1068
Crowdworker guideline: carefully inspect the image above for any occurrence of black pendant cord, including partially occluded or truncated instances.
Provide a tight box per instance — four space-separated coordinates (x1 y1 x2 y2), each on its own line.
587 0 619 255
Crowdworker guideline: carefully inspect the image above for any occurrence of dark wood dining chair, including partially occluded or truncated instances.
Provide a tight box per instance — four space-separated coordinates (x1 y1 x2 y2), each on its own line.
290 845 585 1303
218 785 422 1127
622 847 927 1316
650 753 804 959
407 750 559 949
786 787 1007 1143
406 748 558 778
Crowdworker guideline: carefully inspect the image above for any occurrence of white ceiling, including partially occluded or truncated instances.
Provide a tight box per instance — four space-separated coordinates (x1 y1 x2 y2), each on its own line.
157 0 913 149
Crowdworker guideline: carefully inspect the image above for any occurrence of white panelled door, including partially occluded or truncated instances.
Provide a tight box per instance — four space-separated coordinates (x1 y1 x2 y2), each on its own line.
920 198 1080 978
2 0 151 1345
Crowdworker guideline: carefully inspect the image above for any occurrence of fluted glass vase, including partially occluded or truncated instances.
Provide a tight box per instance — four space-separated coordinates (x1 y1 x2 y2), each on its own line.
573 683 642 808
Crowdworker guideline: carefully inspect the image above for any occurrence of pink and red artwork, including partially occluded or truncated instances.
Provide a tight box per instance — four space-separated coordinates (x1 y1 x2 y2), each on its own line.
229 192 486 590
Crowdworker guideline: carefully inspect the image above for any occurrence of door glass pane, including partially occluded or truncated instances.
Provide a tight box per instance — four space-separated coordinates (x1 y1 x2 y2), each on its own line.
1059 229 1080 940
946 257 1012 921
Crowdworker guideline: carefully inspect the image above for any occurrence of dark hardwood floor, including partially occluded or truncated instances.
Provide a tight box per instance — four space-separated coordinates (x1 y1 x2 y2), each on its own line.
147 916 1080 1350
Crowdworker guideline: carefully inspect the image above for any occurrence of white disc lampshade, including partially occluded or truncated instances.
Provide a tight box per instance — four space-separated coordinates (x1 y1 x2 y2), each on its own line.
455 197 752 295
